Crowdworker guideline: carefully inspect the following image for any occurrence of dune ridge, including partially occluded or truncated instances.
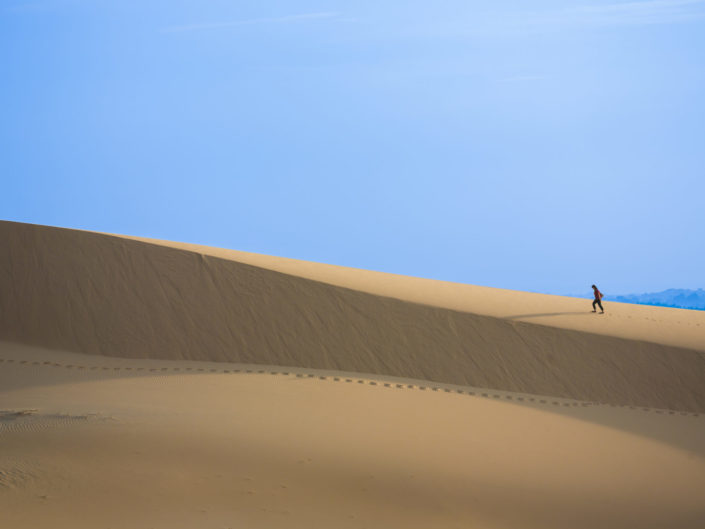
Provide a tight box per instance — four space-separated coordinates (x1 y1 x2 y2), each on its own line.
122 233 705 353
2 220 705 412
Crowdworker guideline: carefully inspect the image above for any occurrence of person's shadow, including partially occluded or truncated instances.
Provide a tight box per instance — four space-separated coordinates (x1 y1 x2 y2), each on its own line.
504 311 592 320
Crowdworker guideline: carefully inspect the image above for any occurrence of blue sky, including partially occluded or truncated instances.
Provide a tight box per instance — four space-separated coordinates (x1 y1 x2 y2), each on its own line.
2 0 704 295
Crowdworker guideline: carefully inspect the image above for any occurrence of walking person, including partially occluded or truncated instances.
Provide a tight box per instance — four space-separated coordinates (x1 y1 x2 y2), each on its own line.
592 284 604 313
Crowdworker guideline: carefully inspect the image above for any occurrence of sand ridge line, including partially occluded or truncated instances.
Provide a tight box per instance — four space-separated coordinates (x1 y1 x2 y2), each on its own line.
122 231 705 334
1 357 700 418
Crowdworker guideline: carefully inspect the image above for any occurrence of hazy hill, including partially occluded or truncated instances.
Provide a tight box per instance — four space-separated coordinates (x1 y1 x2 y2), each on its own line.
609 289 705 311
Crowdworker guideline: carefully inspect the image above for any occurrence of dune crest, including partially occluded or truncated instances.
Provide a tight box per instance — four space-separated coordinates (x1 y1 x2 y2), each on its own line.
2 220 705 412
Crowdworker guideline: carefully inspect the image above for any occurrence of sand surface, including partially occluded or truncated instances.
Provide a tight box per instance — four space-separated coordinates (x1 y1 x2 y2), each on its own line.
121 232 705 353
2 342 705 529
2 221 705 411
2 221 705 527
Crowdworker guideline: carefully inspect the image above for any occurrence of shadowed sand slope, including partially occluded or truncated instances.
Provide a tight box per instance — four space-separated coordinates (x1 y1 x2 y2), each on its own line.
2 220 705 411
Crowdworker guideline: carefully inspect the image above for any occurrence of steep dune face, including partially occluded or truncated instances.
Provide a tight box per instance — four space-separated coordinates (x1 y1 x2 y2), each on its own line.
2 221 705 411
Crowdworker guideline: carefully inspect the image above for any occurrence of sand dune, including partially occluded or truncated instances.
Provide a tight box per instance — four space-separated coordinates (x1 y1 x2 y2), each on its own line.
0 222 705 529
2 220 704 411
2 221 705 528
1 342 705 529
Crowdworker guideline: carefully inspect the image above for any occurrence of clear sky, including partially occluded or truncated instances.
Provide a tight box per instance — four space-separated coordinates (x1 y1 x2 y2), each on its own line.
2 0 704 295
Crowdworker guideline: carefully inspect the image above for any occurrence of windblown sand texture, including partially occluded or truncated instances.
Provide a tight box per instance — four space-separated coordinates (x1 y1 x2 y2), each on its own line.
1 220 704 528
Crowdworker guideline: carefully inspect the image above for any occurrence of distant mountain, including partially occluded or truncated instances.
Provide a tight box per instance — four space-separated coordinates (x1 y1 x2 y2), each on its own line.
606 289 705 311
567 288 705 311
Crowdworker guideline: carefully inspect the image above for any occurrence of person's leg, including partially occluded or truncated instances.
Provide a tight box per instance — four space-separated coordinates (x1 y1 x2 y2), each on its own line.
598 299 604 312
592 299 598 312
